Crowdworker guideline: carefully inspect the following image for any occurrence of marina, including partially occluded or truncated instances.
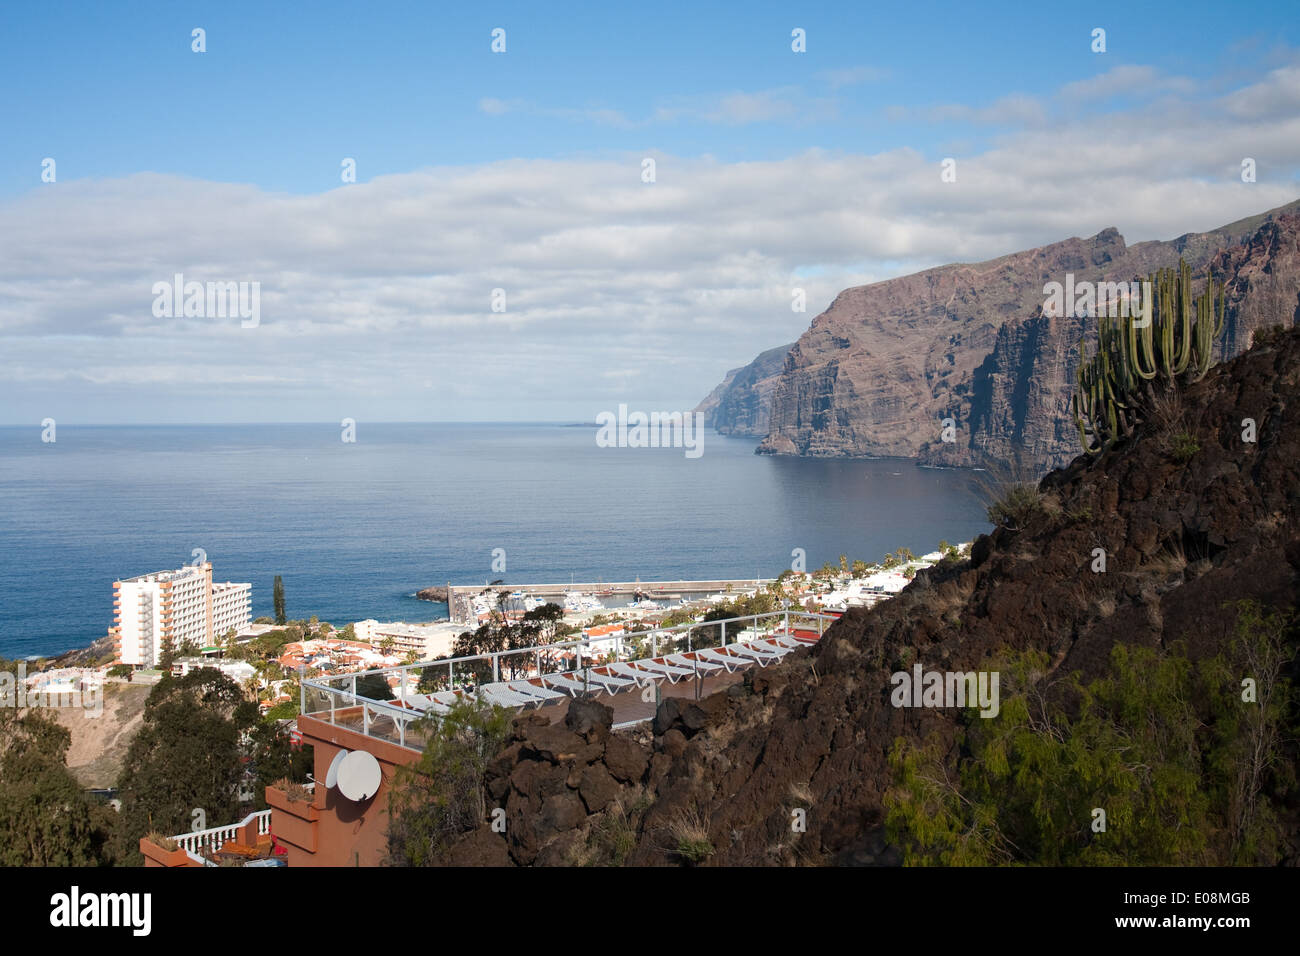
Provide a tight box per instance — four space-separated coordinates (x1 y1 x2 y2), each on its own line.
446 578 770 625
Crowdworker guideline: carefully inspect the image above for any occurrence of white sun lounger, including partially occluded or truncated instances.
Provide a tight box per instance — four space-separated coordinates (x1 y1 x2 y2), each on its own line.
478 684 540 708
689 648 753 673
507 680 567 703
584 670 635 694
763 633 803 650
645 656 708 681
726 642 783 665
540 672 589 696
734 639 794 660
427 691 463 713
606 662 657 686
666 652 726 675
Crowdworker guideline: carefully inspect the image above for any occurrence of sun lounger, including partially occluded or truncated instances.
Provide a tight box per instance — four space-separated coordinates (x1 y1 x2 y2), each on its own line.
477 684 539 708
539 672 589 696
583 668 635 694
689 648 751 673
726 642 783 665
506 680 567 703
641 656 704 682
606 662 656 686
666 652 726 675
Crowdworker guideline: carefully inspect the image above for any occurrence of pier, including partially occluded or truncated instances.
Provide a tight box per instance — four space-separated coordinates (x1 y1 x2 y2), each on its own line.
445 578 770 624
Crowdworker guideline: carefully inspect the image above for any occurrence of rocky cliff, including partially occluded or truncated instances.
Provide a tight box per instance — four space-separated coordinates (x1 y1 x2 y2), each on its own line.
693 343 793 437
440 326 1300 866
701 200 1300 469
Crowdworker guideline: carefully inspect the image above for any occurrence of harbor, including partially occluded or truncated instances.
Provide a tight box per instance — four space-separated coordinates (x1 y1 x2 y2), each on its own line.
445 578 770 625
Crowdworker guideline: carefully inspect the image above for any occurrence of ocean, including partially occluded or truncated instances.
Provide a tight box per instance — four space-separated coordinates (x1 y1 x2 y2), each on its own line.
0 422 990 659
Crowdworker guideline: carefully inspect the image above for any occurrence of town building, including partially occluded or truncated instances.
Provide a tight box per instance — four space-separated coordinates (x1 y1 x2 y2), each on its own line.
352 620 462 659
111 563 251 667
170 656 258 685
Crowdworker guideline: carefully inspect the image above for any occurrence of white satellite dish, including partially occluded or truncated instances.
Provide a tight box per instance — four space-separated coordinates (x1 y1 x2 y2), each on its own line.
336 750 381 802
325 749 349 789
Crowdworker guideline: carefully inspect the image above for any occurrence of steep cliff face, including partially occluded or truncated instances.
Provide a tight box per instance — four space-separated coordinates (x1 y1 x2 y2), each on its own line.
694 343 793 438
918 212 1300 469
933 311 1091 469
732 200 1300 467
1214 215 1300 358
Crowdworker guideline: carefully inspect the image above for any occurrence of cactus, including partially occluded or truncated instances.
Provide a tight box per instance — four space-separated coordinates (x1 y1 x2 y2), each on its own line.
1072 258 1224 455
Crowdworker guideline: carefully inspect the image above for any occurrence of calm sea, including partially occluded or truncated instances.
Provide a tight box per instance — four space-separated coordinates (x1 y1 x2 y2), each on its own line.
0 423 990 659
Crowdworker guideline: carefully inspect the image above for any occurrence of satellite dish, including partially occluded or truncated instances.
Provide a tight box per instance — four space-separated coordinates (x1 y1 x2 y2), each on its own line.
337 750 382 802
325 749 349 789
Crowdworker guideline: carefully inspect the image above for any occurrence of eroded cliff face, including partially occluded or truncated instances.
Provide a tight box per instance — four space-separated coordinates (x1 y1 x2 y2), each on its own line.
1214 216 1300 359
918 212 1300 469
694 343 792 438
716 200 1300 468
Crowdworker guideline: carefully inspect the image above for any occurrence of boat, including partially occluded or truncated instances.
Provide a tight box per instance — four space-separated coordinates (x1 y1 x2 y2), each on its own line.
563 591 605 613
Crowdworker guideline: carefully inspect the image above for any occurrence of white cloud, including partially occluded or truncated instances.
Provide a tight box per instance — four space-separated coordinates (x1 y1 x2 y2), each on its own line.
2 63 1298 424
1059 65 1197 101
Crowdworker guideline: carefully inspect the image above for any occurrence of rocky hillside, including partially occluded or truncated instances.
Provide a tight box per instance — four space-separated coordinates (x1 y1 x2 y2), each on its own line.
693 343 793 437
697 200 1298 469
444 327 1300 865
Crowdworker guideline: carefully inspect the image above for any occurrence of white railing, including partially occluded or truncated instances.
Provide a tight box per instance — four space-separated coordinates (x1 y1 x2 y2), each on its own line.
301 609 839 747
171 808 272 855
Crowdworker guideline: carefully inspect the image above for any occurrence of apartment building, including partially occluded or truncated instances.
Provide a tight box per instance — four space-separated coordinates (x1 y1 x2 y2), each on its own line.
111 563 251 667
352 620 462 659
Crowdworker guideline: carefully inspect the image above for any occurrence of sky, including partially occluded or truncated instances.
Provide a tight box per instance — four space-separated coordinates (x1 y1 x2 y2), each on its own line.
1 0 1298 424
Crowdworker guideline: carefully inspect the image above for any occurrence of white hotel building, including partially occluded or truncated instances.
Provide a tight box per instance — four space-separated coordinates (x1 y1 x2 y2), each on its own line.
111 563 251 667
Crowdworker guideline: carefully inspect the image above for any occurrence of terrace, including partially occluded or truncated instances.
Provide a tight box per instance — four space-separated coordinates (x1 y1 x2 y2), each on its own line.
299 608 839 753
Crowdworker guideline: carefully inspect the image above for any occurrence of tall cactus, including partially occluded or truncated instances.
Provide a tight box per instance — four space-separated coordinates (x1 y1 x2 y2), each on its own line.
1072 258 1224 455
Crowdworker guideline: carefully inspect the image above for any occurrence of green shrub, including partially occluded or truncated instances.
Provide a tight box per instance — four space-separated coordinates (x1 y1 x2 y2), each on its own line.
676 838 714 864
1170 431 1200 464
986 485 1043 531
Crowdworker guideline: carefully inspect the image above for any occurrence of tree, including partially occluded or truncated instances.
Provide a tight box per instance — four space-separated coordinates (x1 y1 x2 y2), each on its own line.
115 668 257 864
522 603 565 644
355 673 395 701
247 719 312 811
0 710 114 865
386 698 510 865
273 575 286 625
379 636 396 656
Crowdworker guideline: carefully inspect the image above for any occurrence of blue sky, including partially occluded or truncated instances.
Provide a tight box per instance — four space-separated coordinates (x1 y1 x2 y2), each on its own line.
1 0 1298 423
